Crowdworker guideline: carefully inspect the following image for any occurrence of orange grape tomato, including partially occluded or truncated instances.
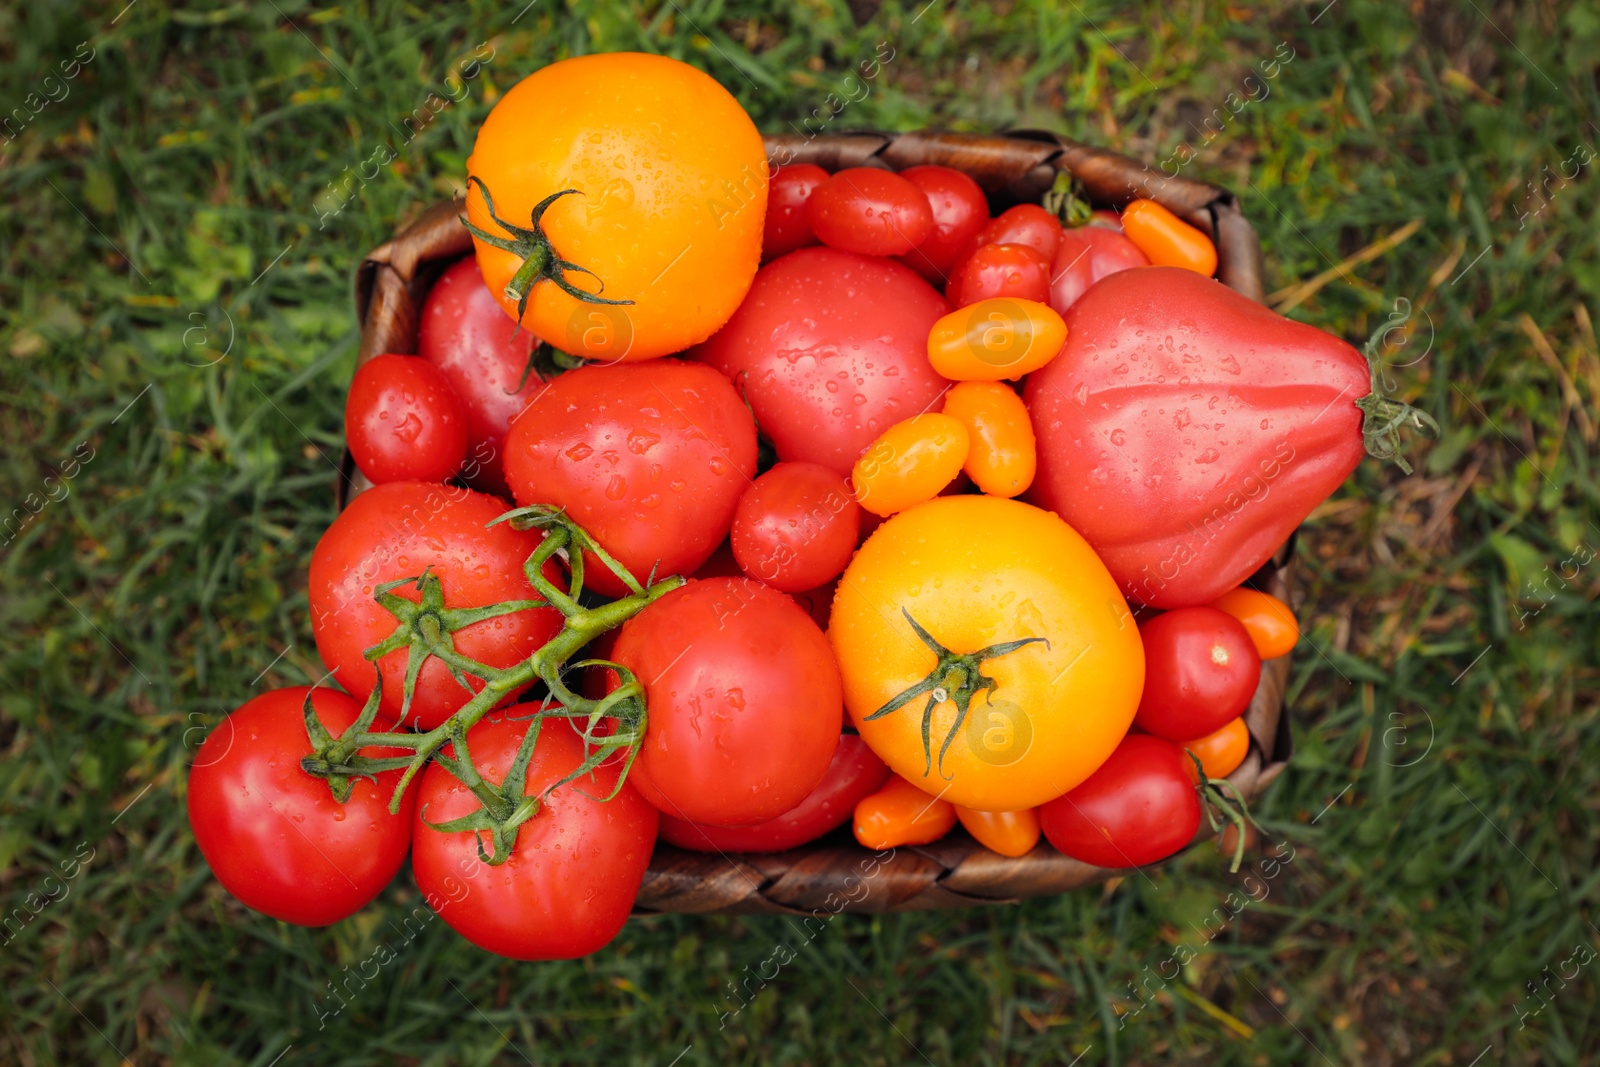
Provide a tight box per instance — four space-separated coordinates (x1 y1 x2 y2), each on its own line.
851 413 969 517
1185 716 1250 779
925 297 1067 381
853 774 957 850
1120 199 1218 277
1208 587 1299 659
941 381 1037 498
954 805 1041 858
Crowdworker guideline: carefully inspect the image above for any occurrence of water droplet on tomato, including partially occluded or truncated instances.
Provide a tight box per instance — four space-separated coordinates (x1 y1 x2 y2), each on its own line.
1195 448 1221 463
606 475 627 500
627 429 660 455
393 412 423 442
1109 429 1127 446
565 443 593 462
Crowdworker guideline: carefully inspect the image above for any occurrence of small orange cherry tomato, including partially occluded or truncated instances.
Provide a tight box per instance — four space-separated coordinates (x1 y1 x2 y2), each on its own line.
1208 587 1299 659
941 381 1036 498
954 805 1040 857
926 297 1066 381
1184 716 1250 779
1121 199 1218 277
854 774 957 849
851 413 969 517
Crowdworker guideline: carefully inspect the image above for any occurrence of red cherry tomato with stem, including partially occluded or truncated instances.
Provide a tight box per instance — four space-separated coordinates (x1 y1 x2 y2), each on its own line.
1133 607 1262 742
1038 733 1201 868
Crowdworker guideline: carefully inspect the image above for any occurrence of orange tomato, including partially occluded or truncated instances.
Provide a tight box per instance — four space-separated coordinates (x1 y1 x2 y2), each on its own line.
465 53 767 362
954 805 1040 857
1209 587 1299 659
854 774 957 849
1120 199 1218 276
926 298 1066 381
1184 716 1250 779
941 381 1036 498
851 413 969 517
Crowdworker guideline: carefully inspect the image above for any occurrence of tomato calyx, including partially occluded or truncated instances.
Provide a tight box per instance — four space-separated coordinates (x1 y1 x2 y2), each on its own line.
1041 172 1093 229
865 608 1048 779
420 716 547 864
1186 750 1262 874
462 176 635 322
1355 317 1440 475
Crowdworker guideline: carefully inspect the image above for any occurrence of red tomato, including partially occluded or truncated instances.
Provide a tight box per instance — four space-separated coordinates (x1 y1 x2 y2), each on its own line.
417 256 540 495
658 733 889 852
610 577 842 826
187 687 414 926
693 247 950 476
806 167 934 257
308 482 564 730
966 204 1063 262
788 577 839 632
345 354 467 485
946 243 1052 307
894 165 991 283
503 360 758 597
1134 607 1262 742
731 461 860 592
1038 733 1200 868
764 163 829 261
410 712 658 960
1048 226 1151 314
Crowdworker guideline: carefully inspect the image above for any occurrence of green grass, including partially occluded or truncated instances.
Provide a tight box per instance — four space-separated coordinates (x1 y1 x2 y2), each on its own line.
2 0 1598 1063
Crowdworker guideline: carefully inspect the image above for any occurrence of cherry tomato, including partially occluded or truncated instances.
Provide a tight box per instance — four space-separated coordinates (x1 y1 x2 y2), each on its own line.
309 482 565 730
1185 716 1250 779
832 496 1144 811
947 242 1052 307
411 711 658 960
731 461 860 592
1047 225 1152 314
806 167 934 256
966 204 1063 262
955 805 1041 857
611 577 842 826
853 773 957 849
417 256 540 495
1134 607 1262 742
345 354 467 485
659 734 890 852
1209 587 1299 659
941 381 1036 498
466 53 767 361
694 247 949 476
763 163 829 261
1039 733 1200 868
1121 199 1218 276
927 297 1067 382
503 359 758 597
852 413 969 518
187 687 414 926
894 165 991 283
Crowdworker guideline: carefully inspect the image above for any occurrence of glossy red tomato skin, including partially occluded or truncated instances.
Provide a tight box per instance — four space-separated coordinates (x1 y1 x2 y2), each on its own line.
308 482 564 730
764 163 829 261
345 355 467 485
806 167 934 256
731 462 860 592
658 734 889 852
410 712 658 961
967 204 1063 262
417 256 541 496
1134 607 1262 742
894 165 991 283
693 247 950 476
946 243 1052 307
1048 226 1151 314
1038 734 1200 868
187 687 415 927
611 577 843 826
503 360 758 597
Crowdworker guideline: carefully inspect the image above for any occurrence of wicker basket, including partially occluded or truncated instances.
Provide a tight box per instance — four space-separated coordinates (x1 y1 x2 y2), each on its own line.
344 130 1294 915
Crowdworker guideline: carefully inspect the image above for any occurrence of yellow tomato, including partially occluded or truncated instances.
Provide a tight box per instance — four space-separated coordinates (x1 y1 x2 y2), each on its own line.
1208 587 1299 659
1184 716 1250 779
925 297 1066 381
830 495 1145 810
465 53 767 361
954 805 1040 857
853 774 957 850
851 413 969 517
941 381 1036 497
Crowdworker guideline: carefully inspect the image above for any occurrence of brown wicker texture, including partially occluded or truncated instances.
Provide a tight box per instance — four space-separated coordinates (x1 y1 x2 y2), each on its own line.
345 130 1291 915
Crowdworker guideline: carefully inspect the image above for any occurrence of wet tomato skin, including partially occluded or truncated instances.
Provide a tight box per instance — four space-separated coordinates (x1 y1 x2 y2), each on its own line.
894 165 991 283
947 243 1052 307
807 167 935 256
763 163 829 260
345 354 467 485
731 461 860 592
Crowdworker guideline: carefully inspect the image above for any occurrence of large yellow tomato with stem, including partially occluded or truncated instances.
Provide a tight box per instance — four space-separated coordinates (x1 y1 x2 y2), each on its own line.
829 495 1144 811
464 52 767 362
